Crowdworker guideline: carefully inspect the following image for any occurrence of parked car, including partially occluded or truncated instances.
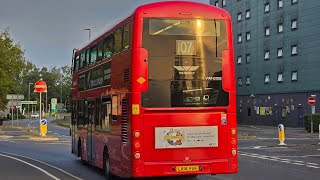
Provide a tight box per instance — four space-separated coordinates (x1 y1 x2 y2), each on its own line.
31 112 40 119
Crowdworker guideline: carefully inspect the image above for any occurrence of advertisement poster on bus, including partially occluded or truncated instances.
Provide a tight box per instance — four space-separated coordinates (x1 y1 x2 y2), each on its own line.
155 126 218 149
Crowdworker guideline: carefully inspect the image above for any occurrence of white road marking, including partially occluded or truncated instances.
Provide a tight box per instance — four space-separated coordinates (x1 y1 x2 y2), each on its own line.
0 153 60 180
1 151 82 180
239 151 320 169
257 138 314 140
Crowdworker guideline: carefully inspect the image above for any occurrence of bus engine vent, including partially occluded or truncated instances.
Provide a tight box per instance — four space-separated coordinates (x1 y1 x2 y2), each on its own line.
124 68 130 83
121 99 128 143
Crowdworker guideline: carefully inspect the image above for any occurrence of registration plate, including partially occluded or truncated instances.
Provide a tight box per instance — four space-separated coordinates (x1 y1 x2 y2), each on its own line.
176 165 199 172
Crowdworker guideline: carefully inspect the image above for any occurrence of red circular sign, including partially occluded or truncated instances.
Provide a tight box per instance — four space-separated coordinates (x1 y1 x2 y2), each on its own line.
34 80 47 93
308 97 316 105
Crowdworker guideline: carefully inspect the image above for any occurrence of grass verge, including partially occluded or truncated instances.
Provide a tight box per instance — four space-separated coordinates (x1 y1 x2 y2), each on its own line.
53 119 71 127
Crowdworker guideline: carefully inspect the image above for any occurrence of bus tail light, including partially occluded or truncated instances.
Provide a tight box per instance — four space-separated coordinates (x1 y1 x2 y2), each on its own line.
231 149 237 156
134 152 141 159
231 139 236 145
231 128 236 135
133 131 141 138
134 141 141 149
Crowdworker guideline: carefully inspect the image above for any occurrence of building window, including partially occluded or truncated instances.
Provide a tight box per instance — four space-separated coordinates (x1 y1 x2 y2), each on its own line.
292 71 298 81
277 48 283 58
237 13 242 22
237 56 242 64
215 1 219 7
292 0 298 5
246 32 251 41
246 76 251 85
222 0 226 7
291 45 298 55
245 10 251 19
238 34 242 43
278 0 283 9
291 19 298 30
265 26 270 36
238 77 243 86
265 3 270 13
264 50 270 60
246 54 251 63
278 23 283 33
277 73 283 82
264 74 270 84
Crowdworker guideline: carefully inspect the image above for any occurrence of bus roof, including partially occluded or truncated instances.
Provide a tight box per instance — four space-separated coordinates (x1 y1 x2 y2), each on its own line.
76 1 230 54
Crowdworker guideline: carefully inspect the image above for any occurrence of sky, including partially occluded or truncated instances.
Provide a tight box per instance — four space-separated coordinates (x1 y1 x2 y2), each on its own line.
0 0 209 68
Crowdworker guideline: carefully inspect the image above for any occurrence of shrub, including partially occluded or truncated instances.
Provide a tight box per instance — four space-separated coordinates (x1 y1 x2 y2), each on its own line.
304 114 320 132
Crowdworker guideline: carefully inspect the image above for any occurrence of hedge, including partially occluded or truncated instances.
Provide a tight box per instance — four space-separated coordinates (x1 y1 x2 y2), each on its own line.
304 114 320 132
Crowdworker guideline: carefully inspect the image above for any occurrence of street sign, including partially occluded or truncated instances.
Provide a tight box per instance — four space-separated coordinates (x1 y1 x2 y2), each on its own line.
21 101 37 105
40 119 47 136
308 97 316 105
34 80 47 93
6 94 24 100
51 98 57 112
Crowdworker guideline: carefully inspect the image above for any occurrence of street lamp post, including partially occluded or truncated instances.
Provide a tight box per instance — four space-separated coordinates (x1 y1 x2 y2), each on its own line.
84 28 91 41
28 82 34 118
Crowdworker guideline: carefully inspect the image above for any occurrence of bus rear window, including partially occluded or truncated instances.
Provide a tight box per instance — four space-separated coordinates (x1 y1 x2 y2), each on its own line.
142 18 229 108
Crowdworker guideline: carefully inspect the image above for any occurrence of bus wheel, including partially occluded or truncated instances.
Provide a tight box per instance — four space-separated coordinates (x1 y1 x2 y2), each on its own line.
104 151 112 179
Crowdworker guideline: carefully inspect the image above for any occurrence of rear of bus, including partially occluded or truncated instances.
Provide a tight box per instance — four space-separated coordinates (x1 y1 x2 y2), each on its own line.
131 2 237 177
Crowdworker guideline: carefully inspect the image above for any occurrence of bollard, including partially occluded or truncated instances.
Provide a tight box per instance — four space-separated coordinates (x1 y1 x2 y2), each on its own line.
278 124 286 146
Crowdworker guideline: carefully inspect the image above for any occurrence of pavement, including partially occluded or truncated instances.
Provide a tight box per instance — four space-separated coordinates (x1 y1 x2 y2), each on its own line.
0 121 59 141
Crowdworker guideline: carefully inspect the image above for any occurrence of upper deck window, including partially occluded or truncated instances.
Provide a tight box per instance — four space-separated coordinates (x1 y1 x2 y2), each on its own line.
123 22 130 50
80 51 86 69
90 46 97 64
114 27 123 54
97 41 103 61
86 49 90 66
74 55 79 72
103 34 114 58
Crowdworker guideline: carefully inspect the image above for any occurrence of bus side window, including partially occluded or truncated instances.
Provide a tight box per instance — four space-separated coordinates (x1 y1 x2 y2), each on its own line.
95 98 102 131
86 49 90 67
123 22 130 50
102 101 111 131
114 27 123 54
80 51 86 69
97 41 103 61
103 34 114 58
90 46 97 64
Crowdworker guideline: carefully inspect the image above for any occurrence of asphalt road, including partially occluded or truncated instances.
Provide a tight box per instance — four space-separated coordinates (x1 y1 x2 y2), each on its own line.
1 120 320 180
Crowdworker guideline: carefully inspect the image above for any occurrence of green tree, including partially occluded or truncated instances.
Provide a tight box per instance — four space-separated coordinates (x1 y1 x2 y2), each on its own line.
0 29 25 110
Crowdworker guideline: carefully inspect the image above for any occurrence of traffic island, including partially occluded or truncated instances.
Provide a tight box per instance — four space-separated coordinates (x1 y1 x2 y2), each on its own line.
0 125 58 141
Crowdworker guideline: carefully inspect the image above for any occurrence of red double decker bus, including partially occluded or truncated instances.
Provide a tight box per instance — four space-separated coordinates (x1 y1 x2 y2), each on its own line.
71 1 237 179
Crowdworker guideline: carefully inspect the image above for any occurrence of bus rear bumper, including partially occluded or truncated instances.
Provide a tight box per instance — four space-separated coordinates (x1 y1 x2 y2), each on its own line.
133 158 238 177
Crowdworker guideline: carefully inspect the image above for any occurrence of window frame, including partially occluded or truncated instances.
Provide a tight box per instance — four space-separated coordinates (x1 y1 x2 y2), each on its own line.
278 23 283 33
238 77 243 86
291 19 298 30
265 3 270 13
291 45 298 56
278 0 283 9
222 0 226 7
237 12 242 22
265 26 270 36
90 45 98 64
277 48 283 58
238 34 242 43
246 31 251 41
245 10 251 19
237 55 242 64
277 73 284 83
264 50 270 60
113 27 123 54
103 34 114 59
122 22 130 51
291 71 298 81
264 74 270 84
246 76 251 85
246 54 251 63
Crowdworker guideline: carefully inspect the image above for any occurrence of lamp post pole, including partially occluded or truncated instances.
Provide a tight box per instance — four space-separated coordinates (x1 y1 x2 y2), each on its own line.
28 83 34 118
84 28 91 41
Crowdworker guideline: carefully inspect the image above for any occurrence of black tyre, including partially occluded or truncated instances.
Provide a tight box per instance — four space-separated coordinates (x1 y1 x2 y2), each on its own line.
104 152 112 180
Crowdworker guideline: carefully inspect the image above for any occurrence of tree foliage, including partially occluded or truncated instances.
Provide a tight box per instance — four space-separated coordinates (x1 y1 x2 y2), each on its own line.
0 29 25 109
0 29 72 111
